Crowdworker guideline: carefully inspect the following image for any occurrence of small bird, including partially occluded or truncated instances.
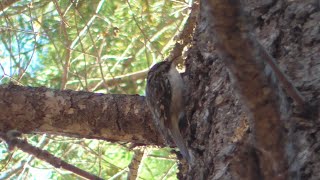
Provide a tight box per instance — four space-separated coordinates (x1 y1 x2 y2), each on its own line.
146 60 191 163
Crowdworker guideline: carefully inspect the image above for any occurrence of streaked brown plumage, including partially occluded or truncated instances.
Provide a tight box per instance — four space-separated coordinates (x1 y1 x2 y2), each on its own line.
146 60 191 163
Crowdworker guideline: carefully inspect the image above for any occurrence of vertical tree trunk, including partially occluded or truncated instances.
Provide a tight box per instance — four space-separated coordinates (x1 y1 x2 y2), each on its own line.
183 0 320 179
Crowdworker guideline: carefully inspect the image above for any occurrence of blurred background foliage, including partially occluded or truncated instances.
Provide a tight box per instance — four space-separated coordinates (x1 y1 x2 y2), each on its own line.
0 0 192 179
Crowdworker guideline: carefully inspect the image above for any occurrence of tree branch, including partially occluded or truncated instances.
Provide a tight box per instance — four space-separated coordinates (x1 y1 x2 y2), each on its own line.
0 84 163 146
91 69 149 91
127 148 144 180
0 131 104 180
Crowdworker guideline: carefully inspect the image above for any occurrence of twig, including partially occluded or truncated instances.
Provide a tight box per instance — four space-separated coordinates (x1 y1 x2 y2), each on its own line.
90 69 148 91
0 131 104 180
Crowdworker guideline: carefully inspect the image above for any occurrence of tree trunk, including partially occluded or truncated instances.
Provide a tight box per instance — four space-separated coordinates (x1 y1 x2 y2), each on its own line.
182 0 320 179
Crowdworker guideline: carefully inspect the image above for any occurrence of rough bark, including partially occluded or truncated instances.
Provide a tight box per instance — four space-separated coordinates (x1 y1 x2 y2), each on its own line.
0 84 163 146
204 0 291 179
182 0 320 179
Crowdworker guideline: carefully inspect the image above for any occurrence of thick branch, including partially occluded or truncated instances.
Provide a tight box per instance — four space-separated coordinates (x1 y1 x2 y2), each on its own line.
203 0 291 179
0 84 163 146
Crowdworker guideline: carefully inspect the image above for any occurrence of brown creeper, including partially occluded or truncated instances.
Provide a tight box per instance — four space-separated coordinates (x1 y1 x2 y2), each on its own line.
146 60 191 163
